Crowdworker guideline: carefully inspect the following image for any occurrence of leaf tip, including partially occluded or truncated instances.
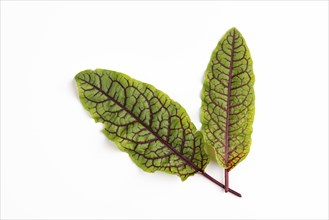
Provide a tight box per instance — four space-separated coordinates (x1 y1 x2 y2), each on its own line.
74 69 92 82
228 27 241 34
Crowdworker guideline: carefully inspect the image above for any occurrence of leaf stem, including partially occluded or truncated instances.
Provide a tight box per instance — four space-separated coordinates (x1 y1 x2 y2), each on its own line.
225 169 229 192
201 171 241 197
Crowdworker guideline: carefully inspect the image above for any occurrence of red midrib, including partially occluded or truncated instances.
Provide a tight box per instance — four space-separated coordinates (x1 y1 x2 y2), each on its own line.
79 77 204 173
224 30 236 167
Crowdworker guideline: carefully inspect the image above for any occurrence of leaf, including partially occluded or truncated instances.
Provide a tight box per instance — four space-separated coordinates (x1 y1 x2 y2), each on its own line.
75 69 209 181
201 27 255 172
75 69 242 197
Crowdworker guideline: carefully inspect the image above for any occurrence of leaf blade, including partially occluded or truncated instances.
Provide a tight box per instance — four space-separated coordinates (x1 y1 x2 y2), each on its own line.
75 69 209 180
201 27 255 171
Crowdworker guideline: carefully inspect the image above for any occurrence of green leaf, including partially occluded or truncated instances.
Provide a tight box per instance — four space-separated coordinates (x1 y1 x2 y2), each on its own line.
75 69 209 181
201 27 255 171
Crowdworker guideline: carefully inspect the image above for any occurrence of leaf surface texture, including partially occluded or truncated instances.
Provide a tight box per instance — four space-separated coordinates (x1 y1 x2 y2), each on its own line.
76 69 209 180
201 27 255 171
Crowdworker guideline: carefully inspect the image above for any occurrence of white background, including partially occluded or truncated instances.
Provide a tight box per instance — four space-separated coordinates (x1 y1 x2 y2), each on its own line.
1 1 328 219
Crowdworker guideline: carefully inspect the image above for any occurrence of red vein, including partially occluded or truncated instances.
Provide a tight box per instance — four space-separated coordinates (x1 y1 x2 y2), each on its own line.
224 29 236 192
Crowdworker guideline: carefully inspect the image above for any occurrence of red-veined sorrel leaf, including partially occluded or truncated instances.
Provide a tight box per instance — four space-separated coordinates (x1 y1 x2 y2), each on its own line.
201 27 255 192
75 69 241 197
